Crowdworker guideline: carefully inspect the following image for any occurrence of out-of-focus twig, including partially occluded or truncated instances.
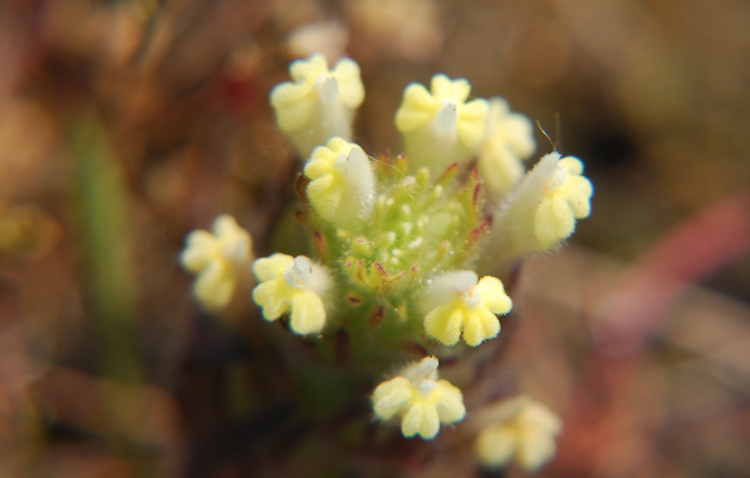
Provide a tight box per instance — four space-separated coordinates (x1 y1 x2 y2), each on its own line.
74 115 160 476
559 190 750 476
596 190 750 356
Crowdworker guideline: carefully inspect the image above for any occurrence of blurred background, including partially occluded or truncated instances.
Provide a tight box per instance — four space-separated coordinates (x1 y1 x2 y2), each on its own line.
0 0 749 476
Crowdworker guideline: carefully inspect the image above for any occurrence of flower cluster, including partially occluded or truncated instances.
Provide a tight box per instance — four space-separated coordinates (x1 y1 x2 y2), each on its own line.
179 53 590 469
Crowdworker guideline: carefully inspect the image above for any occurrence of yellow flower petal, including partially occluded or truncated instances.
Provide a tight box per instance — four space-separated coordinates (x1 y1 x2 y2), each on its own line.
457 99 490 148
306 172 342 220
252 253 294 282
520 403 563 434
476 425 517 467
462 308 500 346
193 260 234 309
431 74 469 103
289 290 326 334
180 230 216 272
559 156 583 175
516 428 558 473
304 157 333 180
479 141 525 194
395 83 438 132
270 82 316 132
332 58 365 108
212 214 239 237
424 302 465 346
477 97 536 194
323 136 352 154
289 53 328 83
565 176 594 218
535 193 576 250
373 377 413 419
402 402 440 439
434 381 466 423
476 276 512 314
252 280 290 321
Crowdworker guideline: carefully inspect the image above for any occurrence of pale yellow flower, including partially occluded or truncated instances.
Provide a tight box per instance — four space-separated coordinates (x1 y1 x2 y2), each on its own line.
422 271 512 347
372 356 465 439
270 53 364 157
490 152 593 261
304 137 375 229
534 155 593 249
475 396 562 473
180 215 252 310
478 98 536 195
395 74 488 174
252 254 332 335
